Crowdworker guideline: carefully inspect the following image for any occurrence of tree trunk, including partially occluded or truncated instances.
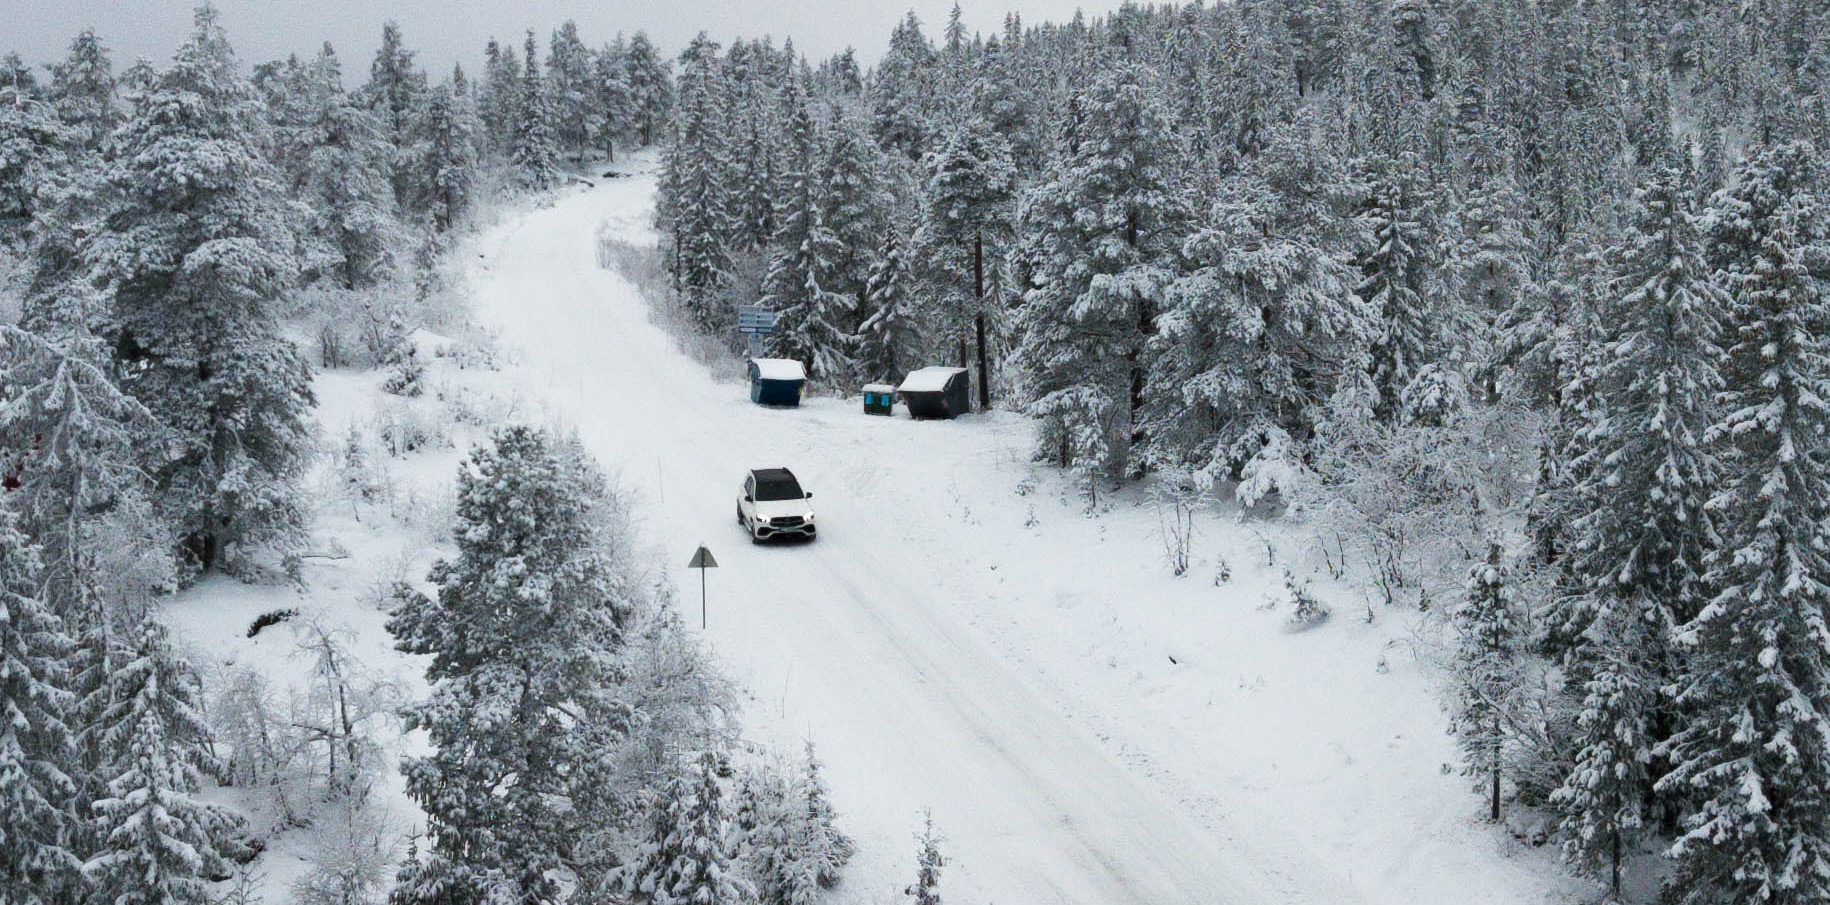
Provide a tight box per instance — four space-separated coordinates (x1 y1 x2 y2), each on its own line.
1609 827 1621 899
973 230 989 411
1489 727 1502 822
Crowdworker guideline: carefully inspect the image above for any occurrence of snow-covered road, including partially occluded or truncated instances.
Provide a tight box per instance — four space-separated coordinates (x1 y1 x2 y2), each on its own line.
467 170 1283 904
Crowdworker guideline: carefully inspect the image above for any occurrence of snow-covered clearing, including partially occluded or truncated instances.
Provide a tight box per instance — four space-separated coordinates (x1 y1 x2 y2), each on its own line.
169 162 1584 904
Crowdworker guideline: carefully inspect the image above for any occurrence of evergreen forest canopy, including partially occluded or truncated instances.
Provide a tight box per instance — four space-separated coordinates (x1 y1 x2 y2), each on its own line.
654 1 1830 902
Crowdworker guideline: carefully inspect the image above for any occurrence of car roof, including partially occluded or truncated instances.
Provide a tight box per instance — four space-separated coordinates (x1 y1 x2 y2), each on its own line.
750 467 798 482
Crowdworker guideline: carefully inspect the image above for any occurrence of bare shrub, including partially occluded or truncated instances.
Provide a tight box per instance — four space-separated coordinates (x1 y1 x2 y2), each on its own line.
597 230 737 372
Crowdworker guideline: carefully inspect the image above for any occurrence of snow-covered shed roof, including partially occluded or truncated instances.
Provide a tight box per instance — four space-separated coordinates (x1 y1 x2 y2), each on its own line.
749 358 807 382
898 366 968 394
861 383 897 395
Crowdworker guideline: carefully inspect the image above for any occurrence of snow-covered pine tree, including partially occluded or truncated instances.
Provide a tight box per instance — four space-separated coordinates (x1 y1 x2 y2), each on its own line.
726 44 780 255
919 116 1014 408
84 613 240 905
477 37 520 157
1455 139 1532 324
0 510 78 905
656 33 731 328
623 32 672 148
591 40 632 163
1144 112 1373 480
792 741 853 893
511 31 562 191
1549 163 1723 879
1659 141 1830 905
387 426 631 904
364 21 427 151
0 90 74 244
1451 539 1521 822
758 77 855 383
1357 151 1452 422
905 812 944 905
857 228 919 384
0 324 174 870
46 28 118 153
1550 605 1654 898
616 749 754 905
404 77 479 233
87 4 314 576
299 44 399 289
872 12 937 159
545 21 597 164
0 325 159 619
1012 62 1183 486
818 103 888 306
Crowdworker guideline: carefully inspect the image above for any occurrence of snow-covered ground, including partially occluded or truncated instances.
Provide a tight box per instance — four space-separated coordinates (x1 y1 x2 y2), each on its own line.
169 161 1587 904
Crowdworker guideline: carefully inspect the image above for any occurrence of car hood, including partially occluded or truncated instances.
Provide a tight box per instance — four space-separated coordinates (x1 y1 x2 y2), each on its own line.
754 498 813 519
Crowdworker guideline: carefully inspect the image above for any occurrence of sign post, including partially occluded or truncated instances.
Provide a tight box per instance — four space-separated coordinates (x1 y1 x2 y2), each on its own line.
737 306 777 361
686 544 719 629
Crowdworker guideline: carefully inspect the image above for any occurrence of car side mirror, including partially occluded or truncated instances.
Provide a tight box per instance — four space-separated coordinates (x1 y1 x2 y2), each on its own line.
744 494 753 503
804 491 813 499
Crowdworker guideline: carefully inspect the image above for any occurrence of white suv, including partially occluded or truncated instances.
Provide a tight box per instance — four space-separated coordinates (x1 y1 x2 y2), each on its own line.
737 467 817 542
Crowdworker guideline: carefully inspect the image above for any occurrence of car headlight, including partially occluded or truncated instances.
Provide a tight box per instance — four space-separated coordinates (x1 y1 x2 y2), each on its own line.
804 511 816 521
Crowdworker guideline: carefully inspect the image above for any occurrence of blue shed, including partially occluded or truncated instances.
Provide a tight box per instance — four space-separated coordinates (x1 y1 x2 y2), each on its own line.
748 358 807 407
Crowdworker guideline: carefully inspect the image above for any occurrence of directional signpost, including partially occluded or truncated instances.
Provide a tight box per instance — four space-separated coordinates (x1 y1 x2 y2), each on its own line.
687 544 718 629
737 306 776 360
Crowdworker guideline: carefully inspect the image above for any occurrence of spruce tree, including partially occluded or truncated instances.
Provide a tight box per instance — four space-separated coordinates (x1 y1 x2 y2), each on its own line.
1660 142 1830 905
1551 606 1654 898
616 750 754 905
1011 63 1183 484
0 93 73 243
591 40 633 162
759 78 855 383
919 117 1014 408
905 812 944 905
624 32 672 148
0 511 78 905
871 13 936 159
0 326 159 620
46 29 118 153
857 229 919 383
1550 165 1724 877
1357 151 1451 422
87 4 314 575
478 37 520 157
299 44 399 289
511 31 562 191
545 21 596 164
655 33 731 328
365 20 426 148
387 427 631 904
1451 540 1521 823
791 741 852 894
84 614 239 905
405 79 479 233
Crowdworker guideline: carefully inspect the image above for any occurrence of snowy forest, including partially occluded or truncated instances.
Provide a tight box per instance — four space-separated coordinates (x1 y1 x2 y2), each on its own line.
651 0 1830 903
6 0 1830 901
0 6 862 905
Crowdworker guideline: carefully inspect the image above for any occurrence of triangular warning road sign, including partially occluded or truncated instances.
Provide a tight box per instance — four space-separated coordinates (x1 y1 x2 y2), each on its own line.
687 545 718 569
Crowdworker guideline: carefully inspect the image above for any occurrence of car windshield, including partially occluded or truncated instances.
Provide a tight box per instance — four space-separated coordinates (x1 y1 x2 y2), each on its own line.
754 476 803 501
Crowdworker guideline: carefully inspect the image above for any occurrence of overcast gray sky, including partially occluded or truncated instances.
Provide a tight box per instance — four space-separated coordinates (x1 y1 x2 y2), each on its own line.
0 0 1114 79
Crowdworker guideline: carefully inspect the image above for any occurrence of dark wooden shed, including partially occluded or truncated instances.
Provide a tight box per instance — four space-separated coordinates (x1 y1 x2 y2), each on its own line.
748 358 807 407
898 366 971 420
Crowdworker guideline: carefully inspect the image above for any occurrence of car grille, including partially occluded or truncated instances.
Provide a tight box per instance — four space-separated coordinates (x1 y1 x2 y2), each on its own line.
769 516 805 527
